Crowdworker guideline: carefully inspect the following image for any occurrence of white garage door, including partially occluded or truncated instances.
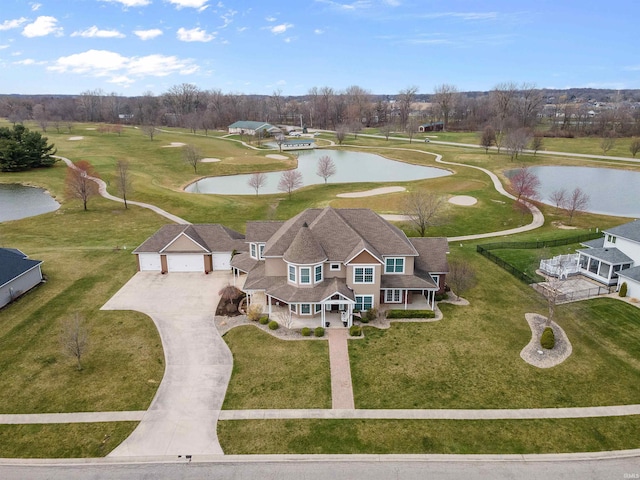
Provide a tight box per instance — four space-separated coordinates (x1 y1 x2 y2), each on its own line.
212 253 231 270
138 253 162 271
166 254 205 272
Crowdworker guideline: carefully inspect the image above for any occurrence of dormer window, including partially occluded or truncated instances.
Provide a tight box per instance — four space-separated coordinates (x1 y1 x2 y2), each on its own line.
250 243 257 259
385 257 404 274
607 235 617 244
259 244 265 259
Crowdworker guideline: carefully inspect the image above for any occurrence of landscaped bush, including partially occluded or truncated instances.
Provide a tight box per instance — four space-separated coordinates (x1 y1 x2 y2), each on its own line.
259 316 269 325
619 282 628 298
268 320 279 330
247 304 263 321
314 327 325 337
435 292 449 301
363 308 378 323
385 309 436 319
349 325 362 337
540 327 555 349
301 327 311 337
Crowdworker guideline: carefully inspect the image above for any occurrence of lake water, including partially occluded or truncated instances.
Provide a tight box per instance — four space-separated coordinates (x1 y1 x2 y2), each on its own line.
0 183 60 222
526 166 640 218
185 149 451 195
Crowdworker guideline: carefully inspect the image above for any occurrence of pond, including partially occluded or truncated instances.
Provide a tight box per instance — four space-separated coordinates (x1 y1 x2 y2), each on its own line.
0 183 60 222
185 149 451 195
525 166 640 218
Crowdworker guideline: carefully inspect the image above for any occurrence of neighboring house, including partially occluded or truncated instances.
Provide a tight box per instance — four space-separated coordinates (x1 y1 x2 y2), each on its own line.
231 207 449 327
418 121 444 132
282 139 315 150
228 121 281 136
577 219 640 297
133 224 246 273
0 248 44 309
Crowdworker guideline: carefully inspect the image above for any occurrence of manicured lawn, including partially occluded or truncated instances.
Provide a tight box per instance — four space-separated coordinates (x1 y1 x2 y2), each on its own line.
218 416 640 454
0 423 137 457
222 326 331 409
349 249 640 410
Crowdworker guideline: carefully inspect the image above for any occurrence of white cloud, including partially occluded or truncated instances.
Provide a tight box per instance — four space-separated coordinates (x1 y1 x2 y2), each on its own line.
22 16 63 37
418 12 498 21
48 49 199 83
314 28 324 34
265 16 276 22
134 28 163 40
177 27 215 42
168 0 209 10
30 2 42 11
0 17 28 31
101 0 151 7
0 44 10 50
71 26 126 38
14 58 46 66
270 23 293 34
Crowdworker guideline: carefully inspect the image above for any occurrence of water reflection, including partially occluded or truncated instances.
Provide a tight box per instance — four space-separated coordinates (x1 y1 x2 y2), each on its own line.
0 183 60 222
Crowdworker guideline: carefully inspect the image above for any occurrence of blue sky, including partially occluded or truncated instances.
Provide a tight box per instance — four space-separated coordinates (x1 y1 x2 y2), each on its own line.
0 0 638 96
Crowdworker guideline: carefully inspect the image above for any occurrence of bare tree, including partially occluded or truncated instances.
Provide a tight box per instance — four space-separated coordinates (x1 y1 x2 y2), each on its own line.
505 128 531 161
564 187 590 224
397 85 418 128
65 160 99 211
275 134 286 152
433 83 458 131
379 123 394 140
629 138 640 157
491 82 518 134
509 166 540 202
33 103 48 132
278 170 303 199
335 124 348 145
248 172 267 195
530 135 544 155
141 124 157 141
549 188 566 212
600 132 616 154
316 155 336 184
447 258 477 301
402 191 447 237
406 117 421 143
183 144 200 174
480 125 496 153
60 312 89 371
115 159 132 209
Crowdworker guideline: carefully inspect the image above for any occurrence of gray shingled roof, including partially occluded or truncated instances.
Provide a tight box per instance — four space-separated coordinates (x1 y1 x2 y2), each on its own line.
228 121 274 131
381 274 437 290
283 223 327 264
266 277 355 303
604 219 640 243
230 252 258 274
133 224 246 254
617 265 640 282
246 221 284 243
409 237 450 273
577 247 634 264
0 248 42 288
581 237 605 249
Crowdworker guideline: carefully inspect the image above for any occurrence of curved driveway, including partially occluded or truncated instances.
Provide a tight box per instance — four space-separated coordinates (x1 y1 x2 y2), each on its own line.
101 271 233 456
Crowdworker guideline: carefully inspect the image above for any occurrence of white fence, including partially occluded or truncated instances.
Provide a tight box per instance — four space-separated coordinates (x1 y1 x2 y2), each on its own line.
539 254 581 279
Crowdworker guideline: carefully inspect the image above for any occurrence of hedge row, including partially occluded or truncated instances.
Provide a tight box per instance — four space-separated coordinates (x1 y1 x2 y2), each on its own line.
385 309 436 319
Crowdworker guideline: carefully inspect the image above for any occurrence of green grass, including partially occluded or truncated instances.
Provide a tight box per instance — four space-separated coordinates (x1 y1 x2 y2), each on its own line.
218 416 640 454
0 423 137 457
490 243 583 282
222 326 331 409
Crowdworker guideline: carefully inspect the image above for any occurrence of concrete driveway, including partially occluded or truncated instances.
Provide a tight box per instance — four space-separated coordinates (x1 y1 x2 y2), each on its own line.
101 271 233 457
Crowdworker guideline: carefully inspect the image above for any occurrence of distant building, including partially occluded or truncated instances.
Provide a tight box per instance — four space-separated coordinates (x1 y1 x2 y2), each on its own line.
228 121 281 136
418 122 444 132
282 139 315 150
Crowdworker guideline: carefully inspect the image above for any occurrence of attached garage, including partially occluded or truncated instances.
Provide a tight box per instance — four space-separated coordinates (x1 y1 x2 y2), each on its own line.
138 253 162 271
166 254 205 272
212 253 232 271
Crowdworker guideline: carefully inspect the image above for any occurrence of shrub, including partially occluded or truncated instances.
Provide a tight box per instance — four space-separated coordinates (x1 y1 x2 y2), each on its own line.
301 327 311 337
247 304 263 321
540 327 555 349
314 327 325 337
385 309 436 319
363 308 378 323
259 316 269 325
268 320 279 330
435 292 449 301
349 325 362 337
619 282 628 298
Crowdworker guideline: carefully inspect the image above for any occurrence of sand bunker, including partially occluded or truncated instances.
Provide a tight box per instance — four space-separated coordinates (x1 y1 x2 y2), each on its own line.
85 128 96 130
449 195 477 206
68 136 84 141
266 154 288 160
162 142 186 148
200 158 221 163
337 186 406 198
380 214 410 222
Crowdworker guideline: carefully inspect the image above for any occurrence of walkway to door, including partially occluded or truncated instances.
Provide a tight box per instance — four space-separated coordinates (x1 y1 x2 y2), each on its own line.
327 328 355 409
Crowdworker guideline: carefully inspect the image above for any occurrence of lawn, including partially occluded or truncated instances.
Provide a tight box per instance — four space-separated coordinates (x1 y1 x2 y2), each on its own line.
218 415 640 454
222 326 331 409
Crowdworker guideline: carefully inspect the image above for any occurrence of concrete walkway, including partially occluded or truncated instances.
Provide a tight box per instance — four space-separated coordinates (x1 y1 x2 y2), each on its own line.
327 329 355 409
0 412 144 424
219 404 640 420
101 271 233 457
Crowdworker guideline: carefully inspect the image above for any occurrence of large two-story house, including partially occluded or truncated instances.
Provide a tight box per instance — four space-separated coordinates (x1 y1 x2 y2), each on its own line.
577 219 640 298
231 207 449 327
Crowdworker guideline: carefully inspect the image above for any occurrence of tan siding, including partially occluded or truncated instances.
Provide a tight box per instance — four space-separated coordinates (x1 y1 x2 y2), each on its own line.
265 258 287 276
350 250 379 264
404 257 415 275
325 263 345 279
164 235 207 252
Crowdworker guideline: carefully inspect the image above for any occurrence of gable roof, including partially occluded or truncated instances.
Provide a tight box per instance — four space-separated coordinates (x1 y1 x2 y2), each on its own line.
228 121 274 131
577 247 634 264
246 221 284 243
617 265 640 282
604 220 640 244
133 224 245 254
409 237 450 273
260 207 417 263
0 248 43 288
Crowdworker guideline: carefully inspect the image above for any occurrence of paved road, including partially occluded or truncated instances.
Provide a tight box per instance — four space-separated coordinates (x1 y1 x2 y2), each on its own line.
101 271 233 456
1 454 639 480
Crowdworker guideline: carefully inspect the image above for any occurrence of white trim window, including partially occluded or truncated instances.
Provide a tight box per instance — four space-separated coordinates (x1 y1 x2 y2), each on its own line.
314 264 323 283
385 257 404 274
300 267 311 284
330 263 341 271
354 266 375 284
290 304 297 313
355 295 373 311
288 265 296 282
315 303 322 313
258 244 265 259
385 289 402 303
250 243 257 259
431 274 440 287
300 303 311 315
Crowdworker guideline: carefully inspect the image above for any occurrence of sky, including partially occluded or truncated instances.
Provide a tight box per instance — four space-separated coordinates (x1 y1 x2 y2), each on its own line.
0 0 639 97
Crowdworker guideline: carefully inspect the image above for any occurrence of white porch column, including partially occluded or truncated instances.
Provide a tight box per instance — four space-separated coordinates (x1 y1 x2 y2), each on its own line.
404 290 408 310
348 304 353 327
267 294 272 316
